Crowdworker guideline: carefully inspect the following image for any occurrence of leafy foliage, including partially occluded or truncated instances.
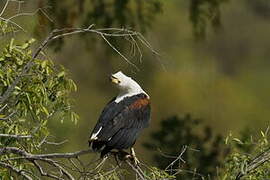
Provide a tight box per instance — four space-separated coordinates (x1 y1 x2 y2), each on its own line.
0 21 14 36
0 32 78 177
144 166 176 179
144 115 229 179
220 128 270 179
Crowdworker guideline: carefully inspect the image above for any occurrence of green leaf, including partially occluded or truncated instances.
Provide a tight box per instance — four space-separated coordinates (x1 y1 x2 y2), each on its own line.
21 43 29 49
41 60 47 69
9 38 14 51
233 138 244 144
5 53 11 57
57 71 65 78
28 38 36 44
41 106 49 116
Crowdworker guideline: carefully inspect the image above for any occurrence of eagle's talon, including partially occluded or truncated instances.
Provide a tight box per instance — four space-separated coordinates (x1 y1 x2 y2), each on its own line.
130 147 140 166
131 155 140 166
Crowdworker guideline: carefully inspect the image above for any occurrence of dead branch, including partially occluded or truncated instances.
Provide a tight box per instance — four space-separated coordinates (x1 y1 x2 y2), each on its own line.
165 145 187 171
0 147 93 159
0 147 94 179
37 135 68 148
0 133 32 139
126 160 148 180
32 160 63 180
0 0 10 17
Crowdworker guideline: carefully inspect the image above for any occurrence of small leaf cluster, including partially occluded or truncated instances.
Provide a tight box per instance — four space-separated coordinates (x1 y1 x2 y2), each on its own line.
0 20 15 36
144 166 176 180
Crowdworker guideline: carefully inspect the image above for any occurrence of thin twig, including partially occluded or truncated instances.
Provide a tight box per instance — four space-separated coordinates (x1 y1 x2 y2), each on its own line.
126 160 147 180
0 0 10 16
33 160 63 180
0 104 7 112
165 145 187 171
100 33 138 70
7 7 53 22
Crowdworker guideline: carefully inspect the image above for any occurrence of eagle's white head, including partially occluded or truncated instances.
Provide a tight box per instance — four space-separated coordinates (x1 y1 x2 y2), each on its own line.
110 71 149 103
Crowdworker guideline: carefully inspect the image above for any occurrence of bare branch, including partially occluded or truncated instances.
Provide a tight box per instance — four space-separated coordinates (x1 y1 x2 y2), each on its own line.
33 160 63 180
0 133 32 139
0 147 93 159
37 135 68 148
0 0 10 16
126 160 148 180
41 158 75 180
0 104 7 112
165 145 187 171
100 33 138 70
0 147 94 179
7 7 53 22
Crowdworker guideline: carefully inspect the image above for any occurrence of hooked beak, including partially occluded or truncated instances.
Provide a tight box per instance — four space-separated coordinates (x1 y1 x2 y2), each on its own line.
109 75 120 84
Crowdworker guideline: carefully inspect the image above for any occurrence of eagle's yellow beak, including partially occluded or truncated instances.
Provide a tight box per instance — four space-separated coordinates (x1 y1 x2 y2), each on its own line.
110 76 120 84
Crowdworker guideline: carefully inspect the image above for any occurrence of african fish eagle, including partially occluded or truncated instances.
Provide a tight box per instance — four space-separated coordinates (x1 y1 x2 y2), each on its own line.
88 71 151 161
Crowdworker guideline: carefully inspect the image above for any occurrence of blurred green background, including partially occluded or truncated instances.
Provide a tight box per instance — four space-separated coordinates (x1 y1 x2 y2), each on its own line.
2 0 270 173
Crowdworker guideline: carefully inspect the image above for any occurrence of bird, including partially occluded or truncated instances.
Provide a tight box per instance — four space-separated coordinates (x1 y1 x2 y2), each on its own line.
88 71 151 163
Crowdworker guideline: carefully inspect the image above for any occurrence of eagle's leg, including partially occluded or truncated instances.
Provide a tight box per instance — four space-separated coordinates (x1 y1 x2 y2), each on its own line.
130 147 140 166
113 150 128 166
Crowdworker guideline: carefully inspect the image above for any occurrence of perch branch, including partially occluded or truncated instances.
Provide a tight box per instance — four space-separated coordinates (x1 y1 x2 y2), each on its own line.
0 147 93 159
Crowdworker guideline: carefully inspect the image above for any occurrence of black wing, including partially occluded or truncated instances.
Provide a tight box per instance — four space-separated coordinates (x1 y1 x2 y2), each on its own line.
89 93 150 155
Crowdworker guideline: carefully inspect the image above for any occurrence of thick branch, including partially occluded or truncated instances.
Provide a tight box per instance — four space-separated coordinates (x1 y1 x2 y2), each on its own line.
0 147 93 159
0 147 94 180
